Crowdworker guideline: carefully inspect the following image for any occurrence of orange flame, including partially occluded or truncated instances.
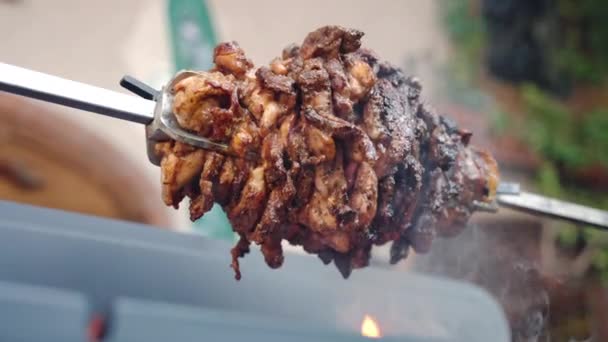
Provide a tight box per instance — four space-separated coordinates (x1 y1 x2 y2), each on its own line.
361 314 382 338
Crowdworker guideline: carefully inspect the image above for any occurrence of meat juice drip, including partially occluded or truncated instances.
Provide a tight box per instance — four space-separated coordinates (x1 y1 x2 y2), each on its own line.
155 26 500 279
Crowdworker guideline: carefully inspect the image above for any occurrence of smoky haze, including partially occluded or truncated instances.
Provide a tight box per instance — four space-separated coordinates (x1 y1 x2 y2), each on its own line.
413 218 550 342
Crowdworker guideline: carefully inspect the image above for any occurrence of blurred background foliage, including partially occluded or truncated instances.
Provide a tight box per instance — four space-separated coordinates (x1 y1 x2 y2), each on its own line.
552 0 608 84
440 0 608 283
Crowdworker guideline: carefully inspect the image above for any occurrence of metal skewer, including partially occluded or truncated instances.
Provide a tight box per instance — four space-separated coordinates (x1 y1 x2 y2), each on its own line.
0 62 233 165
1 62 607 229
0 62 155 124
495 183 608 230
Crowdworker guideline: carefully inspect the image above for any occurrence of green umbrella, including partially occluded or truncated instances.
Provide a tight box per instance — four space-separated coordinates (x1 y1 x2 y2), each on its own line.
168 0 216 72
167 0 235 241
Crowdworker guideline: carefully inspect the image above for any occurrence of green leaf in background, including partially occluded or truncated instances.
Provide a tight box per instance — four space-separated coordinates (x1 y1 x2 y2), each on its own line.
537 162 562 198
581 109 608 168
167 0 235 241
521 84 587 168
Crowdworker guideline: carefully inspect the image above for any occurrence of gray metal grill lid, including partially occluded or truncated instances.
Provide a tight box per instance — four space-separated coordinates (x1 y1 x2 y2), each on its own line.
0 200 510 341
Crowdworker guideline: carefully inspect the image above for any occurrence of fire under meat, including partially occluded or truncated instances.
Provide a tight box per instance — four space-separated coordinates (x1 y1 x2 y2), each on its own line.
155 26 500 279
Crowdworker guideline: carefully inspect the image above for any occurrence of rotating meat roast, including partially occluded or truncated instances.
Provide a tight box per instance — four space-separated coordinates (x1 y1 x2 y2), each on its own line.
155 26 500 279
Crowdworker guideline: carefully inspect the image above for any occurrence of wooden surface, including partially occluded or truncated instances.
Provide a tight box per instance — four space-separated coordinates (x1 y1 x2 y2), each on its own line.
0 93 169 227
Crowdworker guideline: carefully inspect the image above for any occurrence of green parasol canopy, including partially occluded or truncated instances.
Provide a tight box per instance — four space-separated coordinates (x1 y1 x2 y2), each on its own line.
167 0 235 241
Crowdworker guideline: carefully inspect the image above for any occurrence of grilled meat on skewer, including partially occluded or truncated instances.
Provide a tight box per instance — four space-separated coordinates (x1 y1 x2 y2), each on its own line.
156 26 500 279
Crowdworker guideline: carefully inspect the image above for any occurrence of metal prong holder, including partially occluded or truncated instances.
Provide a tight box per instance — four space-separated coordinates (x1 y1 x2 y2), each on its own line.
121 72 231 166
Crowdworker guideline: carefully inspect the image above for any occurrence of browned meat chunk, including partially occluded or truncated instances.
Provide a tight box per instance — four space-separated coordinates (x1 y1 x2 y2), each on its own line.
157 25 500 280
213 41 253 78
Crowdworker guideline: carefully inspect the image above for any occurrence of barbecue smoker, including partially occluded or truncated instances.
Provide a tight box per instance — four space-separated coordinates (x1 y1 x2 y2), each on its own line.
0 200 509 341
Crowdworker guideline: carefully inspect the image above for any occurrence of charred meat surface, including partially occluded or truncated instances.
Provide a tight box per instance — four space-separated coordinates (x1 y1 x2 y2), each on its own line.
157 26 500 279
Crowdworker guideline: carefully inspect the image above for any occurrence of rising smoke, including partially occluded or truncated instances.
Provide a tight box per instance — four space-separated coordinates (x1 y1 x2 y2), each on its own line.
413 219 550 342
